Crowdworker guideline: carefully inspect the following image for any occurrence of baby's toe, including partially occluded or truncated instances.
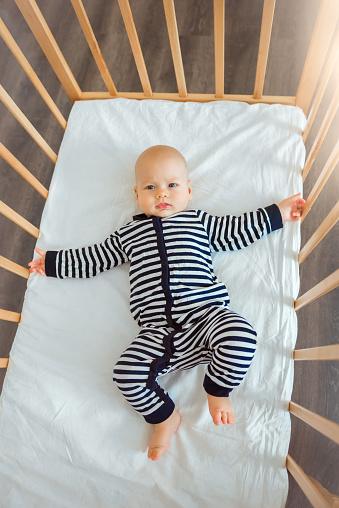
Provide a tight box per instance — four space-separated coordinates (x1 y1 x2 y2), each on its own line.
213 412 222 425
227 412 235 424
148 447 160 461
221 411 228 424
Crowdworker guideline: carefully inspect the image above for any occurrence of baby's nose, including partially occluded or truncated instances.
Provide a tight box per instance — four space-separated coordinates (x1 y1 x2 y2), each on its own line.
157 188 168 198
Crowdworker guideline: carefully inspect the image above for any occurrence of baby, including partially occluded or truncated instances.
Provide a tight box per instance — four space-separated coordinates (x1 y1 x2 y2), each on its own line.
29 145 305 461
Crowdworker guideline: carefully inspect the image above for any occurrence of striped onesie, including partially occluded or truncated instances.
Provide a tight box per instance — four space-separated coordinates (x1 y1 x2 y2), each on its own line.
45 205 283 424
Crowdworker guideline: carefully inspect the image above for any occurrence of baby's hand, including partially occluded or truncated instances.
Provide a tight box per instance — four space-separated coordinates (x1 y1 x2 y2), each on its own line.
28 247 46 276
278 193 305 221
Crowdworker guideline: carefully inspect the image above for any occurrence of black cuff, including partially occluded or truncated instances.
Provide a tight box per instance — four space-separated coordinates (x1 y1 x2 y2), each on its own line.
144 398 175 424
45 251 58 277
203 375 232 397
264 204 283 232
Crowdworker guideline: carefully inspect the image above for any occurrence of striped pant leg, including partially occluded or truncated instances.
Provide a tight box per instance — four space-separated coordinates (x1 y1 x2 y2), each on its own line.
202 307 257 397
113 326 175 424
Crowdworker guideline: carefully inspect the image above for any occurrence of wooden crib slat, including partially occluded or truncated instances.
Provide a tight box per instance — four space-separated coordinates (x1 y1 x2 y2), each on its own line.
213 0 225 99
286 455 339 508
80 91 296 105
0 359 9 369
253 0 276 100
303 29 339 143
0 85 57 163
0 201 39 238
13 0 81 102
0 18 67 130
299 202 339 264
301 139 339 223
295 0 339 115
0 143 48 199
117 0 152 97
0 309 21 323
70 0 117 96
302 84 339 183
289 401 339 445
294 344 339 361
294 269 339 312
0 256 29 279
163 0 187 98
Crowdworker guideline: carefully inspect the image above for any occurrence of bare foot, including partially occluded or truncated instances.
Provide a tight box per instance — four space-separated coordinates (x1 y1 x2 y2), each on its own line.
147 409 181 461
207 394 235 426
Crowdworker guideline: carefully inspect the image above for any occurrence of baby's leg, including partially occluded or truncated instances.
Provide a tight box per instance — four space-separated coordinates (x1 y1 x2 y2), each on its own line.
203 308 257 425
113 326 180 459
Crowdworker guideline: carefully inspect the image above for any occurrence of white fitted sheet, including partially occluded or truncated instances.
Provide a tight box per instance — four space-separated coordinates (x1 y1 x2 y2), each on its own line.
0 99 306 508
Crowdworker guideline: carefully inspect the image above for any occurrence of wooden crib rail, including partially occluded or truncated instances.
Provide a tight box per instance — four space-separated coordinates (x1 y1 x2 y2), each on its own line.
289 401 339 445
295 0 339 115
213 0 225 99
294 344 339 361
0 85 57 163
302 85 339 183
301 138 339 223
78 0 292 105
0 309 20 323
0 256 29 279
0 143 48 199
286 455 339 508
69 0 118 97
80 91 297 104
253 0 276 100
13 0 81 102
0 201 39 238
117 0 152 97
299 201 339 264
0 17 67 130
0 310 21 370
303 27 339 143
164 0 187 98
294 269 339 312
9 0 337 109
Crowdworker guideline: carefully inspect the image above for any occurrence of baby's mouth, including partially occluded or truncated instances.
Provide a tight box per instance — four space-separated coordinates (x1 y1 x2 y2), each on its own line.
156 203 171 209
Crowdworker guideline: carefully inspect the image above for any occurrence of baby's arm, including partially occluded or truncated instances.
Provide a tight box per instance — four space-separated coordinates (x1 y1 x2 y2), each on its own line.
28 231 129 279
198 192 305 253
278 193 305 221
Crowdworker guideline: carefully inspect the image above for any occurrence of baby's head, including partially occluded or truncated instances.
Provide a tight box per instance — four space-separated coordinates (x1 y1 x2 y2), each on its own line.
134 145 192 218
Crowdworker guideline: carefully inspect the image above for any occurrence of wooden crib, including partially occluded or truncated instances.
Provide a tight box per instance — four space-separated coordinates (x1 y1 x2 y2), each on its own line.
0 0 338 506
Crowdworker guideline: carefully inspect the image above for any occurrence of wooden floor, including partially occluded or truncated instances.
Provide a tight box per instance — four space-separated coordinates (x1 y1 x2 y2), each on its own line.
0 0 338 506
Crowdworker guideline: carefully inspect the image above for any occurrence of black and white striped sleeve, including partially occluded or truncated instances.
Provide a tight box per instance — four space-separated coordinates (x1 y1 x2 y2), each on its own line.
197 204 283 253
45 231 129 279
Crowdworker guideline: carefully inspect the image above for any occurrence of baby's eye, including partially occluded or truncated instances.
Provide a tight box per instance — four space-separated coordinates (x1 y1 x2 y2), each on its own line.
146 185 155 190
168 183 177 188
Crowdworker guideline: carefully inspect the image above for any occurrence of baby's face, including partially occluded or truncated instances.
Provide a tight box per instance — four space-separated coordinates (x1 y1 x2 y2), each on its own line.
134 147 192 218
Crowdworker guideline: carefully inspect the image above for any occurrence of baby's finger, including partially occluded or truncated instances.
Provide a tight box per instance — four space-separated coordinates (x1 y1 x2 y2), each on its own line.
29 258 40 265
35 247 46 256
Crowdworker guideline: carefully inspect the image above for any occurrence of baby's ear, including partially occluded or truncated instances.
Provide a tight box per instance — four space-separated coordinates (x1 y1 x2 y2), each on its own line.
134 186 139 201
188 180 193 200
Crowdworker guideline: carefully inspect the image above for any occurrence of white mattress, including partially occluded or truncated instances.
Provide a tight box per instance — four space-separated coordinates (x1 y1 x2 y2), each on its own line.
0 99 306 508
